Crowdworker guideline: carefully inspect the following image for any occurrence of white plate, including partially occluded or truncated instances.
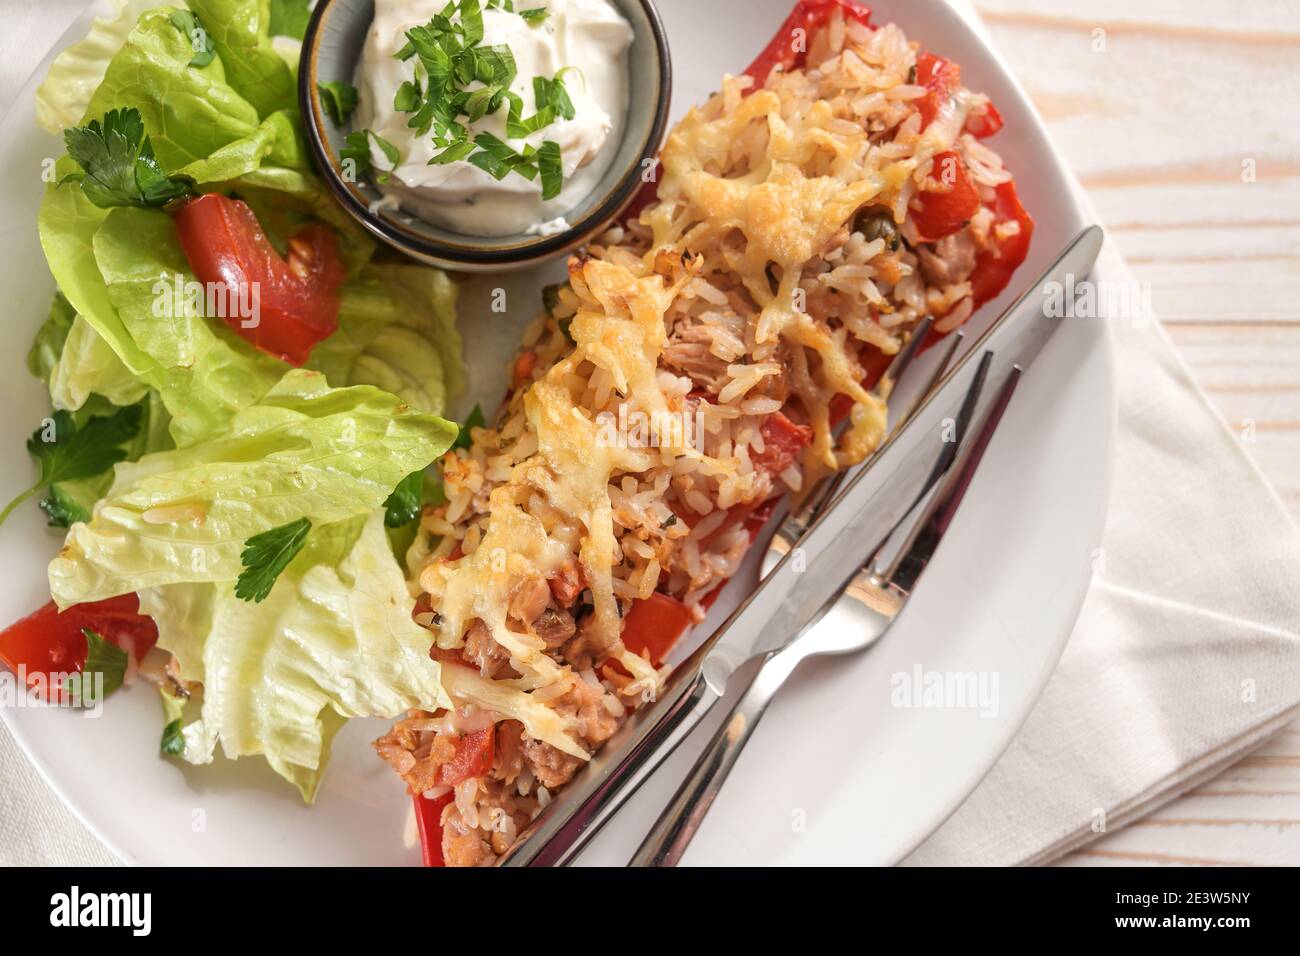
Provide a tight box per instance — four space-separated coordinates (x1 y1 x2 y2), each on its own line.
0 0 1112 865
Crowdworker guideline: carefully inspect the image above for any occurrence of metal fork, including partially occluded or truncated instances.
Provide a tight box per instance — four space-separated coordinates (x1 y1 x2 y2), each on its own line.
628 352 1020 866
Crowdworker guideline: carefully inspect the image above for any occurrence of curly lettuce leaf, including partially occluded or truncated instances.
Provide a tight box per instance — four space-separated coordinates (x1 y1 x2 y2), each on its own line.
138 511 452 800
187 0 297 119
308 264 465 414
27 291 78 383
50 314 150 411
35 0 166 134
49 369 457 608
91 206 287 445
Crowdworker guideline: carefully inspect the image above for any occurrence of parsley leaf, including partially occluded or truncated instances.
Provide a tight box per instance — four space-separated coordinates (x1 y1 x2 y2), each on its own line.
318 80 359 124
235 517 312 603
384 471 426 528
62 108 194 209
341 129 401 182
452 404 485 451
29 405 142 488
0 403 143 527
394 79 423 113
169 11 216 68
538 140 563 200
39 484 92 529
268 0 313 40
72 629 128 703
385 1 566 196
161 717 186 755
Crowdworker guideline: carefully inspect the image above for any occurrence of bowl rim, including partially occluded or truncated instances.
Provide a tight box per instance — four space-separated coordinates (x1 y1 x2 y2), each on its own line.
299 0 673 266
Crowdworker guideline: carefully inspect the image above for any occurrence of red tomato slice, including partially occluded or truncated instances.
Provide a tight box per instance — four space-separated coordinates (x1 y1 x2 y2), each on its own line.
437 725 497 787
912 150 981 242
0 595 158 701
969 179 1035 308
413 790 456 867
620 592 696 668
753 411 814 476
173 194 346 367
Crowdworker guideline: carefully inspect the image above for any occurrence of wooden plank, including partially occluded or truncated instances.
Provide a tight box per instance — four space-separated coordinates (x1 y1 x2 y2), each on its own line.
980 0 1300 867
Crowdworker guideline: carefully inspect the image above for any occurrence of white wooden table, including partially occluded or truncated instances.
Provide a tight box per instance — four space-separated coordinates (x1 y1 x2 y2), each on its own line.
977 0 1300 866
1 0 1297 867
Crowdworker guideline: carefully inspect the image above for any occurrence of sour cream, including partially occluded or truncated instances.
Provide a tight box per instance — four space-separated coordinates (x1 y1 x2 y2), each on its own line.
356 0 634 237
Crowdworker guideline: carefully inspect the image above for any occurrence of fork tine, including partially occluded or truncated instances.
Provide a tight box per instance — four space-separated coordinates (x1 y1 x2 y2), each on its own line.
874 364 1023 592
874 314 933 401
893 328 966 431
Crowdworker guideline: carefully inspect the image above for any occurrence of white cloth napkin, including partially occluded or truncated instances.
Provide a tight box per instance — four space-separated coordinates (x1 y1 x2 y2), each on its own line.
899 0 1300 866
4 0 1300 868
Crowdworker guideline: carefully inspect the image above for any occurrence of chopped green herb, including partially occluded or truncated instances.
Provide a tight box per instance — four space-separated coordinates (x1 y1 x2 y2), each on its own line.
61 108 195 209
452 404 486 451
394 79 422 113
537 139 563 200
318 80 359 124
39 484 91 529
73 629 128 702
380 0 569 196
341 129 401 182
235 517 312 603
0 404 143 528
161 718 186 755
169 11 216 68
660 514 678 529
384 471 425 528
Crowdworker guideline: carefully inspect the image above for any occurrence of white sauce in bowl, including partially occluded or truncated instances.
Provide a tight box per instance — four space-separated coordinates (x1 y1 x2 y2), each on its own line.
356 0 634 237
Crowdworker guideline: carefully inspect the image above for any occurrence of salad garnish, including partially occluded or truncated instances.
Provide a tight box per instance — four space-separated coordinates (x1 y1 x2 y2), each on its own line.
393 0 569 199
61 107 195 209
235 517 313 604
0 404 142 528
318 80 359 125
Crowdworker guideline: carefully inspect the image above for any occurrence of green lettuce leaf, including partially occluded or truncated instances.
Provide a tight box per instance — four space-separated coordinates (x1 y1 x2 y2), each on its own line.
91 206 286 446
308 264 465 414
138 511 452 800
48 369 458 607
35 0 167 134
27 291 78 383
49 314 150 411
187 0 297 119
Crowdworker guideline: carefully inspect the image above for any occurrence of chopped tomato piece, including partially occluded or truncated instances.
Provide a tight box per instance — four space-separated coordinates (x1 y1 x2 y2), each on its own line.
548 562 585 607
437 725 496 787
914 52 963 131
512 350 537 389
753 412 814 476
965 98 1004 139
913 150 981 242
0 596 158 701
969 179 1034 308
413 790 456 867
621 592 695 668
745 0 874 86
173 194 346 367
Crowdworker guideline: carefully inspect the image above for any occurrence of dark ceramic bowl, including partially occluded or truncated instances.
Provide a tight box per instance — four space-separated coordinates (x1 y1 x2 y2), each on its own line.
300 0 671 272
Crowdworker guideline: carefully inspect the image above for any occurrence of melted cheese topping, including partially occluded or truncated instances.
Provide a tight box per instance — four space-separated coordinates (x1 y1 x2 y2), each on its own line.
419 45 966 757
